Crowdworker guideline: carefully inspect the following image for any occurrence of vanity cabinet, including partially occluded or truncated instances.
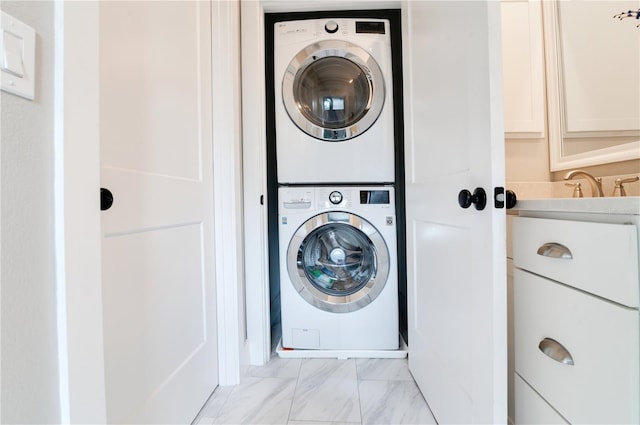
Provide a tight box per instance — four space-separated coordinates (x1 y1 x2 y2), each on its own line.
512 213 639 424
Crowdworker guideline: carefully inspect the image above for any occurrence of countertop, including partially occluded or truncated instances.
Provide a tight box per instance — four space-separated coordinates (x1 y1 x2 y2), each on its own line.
513 196 640 215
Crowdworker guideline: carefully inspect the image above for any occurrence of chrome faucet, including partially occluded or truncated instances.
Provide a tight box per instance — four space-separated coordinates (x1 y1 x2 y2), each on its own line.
564 170 604 197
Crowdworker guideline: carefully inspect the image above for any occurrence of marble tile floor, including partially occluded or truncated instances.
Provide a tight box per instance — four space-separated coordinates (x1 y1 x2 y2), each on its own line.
193 357 437 425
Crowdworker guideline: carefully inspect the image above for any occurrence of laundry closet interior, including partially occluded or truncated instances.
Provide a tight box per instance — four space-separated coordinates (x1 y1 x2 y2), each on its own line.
264 10 408 356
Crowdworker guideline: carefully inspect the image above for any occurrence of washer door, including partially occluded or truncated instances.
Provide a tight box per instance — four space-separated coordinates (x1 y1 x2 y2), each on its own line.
287 212 390 313
282 40 385 142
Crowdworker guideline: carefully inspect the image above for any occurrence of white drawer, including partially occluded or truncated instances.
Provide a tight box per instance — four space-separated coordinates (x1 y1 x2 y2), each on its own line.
512 216 639 307
514 373 568 424
514 269 639 424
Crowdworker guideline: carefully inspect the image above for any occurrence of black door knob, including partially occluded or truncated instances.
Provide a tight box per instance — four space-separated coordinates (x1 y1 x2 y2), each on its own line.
101 188 114 211
458 187 487 210
505 190 517 209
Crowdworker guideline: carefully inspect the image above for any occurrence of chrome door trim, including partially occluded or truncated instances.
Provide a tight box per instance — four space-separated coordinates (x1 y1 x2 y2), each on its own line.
286 212 390 313
282 39 385 142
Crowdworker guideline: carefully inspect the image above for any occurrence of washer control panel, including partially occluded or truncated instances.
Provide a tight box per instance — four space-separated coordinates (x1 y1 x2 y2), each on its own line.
281 187 394 211
281 188 313 210
329 191 343 204
324 20 339 34
318 188 350 208
359 190 390 204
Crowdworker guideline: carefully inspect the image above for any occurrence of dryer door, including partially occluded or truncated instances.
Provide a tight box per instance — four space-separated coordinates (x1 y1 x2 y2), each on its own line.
282 40 385 142
287 212 390 313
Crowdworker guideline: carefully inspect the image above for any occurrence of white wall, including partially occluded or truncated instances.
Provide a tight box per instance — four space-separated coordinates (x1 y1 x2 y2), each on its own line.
0 1 60 423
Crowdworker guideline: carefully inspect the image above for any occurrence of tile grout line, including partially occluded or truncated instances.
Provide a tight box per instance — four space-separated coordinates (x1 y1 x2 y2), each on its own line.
355 359 364 425
285 358 304 424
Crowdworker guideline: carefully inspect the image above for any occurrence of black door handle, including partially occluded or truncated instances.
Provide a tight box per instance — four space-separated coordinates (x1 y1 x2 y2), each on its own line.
458 187 487 210
101 188 114 211
494 187 517 209
505 190 517 209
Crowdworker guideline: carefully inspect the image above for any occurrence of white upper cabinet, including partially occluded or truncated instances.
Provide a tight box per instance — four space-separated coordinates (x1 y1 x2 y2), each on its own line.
501 0 545 138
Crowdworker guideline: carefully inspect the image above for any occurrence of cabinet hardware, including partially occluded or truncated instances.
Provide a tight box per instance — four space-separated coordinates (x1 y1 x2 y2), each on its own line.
539 337 574 365
536 242 573 259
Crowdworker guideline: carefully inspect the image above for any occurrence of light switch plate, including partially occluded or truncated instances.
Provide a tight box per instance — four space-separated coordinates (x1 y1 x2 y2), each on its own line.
1 11 35 100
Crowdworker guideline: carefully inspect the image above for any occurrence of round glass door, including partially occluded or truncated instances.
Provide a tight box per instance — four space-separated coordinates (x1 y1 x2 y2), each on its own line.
282 40 385 142
287 212 390 313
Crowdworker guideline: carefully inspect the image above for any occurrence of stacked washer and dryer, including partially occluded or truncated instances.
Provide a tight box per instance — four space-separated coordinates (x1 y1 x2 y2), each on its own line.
273 16 400 351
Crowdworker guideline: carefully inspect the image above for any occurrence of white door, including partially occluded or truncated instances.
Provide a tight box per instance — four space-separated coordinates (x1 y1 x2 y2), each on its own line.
403 1 507 423
99 2 218 423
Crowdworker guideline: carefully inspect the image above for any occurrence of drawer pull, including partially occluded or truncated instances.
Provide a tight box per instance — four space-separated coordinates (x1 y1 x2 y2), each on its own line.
536 242 573 259
538 338 574 365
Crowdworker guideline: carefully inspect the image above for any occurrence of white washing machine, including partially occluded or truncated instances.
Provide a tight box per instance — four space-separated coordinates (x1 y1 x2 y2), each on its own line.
278 186 398 350
274 18 395 184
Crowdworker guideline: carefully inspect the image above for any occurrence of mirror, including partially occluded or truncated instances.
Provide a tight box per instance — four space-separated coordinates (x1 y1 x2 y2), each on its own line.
543 0 640 171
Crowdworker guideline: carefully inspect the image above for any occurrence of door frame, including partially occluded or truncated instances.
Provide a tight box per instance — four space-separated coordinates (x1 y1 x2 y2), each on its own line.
56 2 243 422
241 0 403 368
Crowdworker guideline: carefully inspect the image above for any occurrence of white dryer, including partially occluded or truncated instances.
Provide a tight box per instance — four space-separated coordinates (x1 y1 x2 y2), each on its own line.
278 186 398 350
274 18 395 184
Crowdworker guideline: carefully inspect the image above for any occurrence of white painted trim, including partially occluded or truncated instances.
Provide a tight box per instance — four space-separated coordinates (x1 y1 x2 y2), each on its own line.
53 2 70 421
241 0 271 367
262 0 399 13
551 140 640 172
543 0 564 171
487 1 509 420
0 8 2 424
211 0 245 386
55 2 107 422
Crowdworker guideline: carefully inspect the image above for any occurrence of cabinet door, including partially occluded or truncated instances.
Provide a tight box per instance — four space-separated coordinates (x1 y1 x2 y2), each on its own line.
512 216 639 308
501 0 545 138
514 269 639 424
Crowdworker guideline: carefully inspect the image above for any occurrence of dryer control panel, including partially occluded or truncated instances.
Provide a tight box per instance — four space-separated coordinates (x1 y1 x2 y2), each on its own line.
275 18 389 40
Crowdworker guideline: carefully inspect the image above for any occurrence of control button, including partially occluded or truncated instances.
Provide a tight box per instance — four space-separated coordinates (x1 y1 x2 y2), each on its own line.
324 20 339 34
329 191 343 204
